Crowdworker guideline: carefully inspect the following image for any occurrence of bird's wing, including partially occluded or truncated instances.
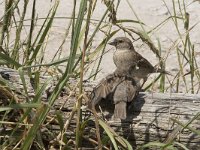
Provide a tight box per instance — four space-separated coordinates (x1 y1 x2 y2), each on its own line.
134 53 154 70
90 75 113 106
89 73 124 108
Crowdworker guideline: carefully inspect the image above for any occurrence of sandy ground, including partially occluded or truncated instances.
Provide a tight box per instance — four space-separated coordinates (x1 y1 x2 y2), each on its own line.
0 0 200 92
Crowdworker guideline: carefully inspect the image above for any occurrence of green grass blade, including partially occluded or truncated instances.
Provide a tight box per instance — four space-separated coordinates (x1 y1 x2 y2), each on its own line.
21 103 49 150
0 103 41 112
20 0 88 147
139 141 177 150
116 19 145 25
55 110 64 131
11 0 28 63
174 142 189 150
99 119 119 150
0 52 21 68
18 67 29 99
28 2 59 65
66 0 87 74
99 119 133 150
26 0 36 62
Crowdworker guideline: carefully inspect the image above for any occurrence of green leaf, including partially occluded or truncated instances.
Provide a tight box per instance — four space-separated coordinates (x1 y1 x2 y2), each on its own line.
99 119 119 150
28 1 58 65
18 67 29 99
56 110 64 131
0 103 41 112
142 142 165 148
0 52 21 68
174 142 189 150
116 19 145 25
21 103 49 150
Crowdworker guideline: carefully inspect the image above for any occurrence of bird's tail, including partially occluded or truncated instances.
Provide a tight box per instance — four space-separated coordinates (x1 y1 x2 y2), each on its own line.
114 102 127 120
155 68 172 76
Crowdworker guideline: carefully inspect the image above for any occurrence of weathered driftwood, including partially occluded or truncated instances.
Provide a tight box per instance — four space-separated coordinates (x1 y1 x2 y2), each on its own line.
0 67 200 149
52 92 200 149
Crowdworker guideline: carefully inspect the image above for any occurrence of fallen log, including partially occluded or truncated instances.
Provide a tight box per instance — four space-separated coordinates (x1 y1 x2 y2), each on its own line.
52 92 200 149
0 67 199 149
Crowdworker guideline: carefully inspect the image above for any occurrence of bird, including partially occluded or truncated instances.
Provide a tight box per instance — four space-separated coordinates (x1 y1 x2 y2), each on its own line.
88 73 139 120
108 37 170 87
88 36 170 120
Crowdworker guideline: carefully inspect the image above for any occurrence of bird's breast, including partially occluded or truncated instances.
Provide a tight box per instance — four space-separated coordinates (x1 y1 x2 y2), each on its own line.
113 49 135 71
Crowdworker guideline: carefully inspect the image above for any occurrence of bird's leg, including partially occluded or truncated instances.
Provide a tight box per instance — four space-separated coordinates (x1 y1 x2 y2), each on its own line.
141 77 147 89
98 105 107 121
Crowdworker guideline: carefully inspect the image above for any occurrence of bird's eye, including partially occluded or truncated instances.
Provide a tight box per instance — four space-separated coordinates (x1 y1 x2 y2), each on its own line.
118 40 123 43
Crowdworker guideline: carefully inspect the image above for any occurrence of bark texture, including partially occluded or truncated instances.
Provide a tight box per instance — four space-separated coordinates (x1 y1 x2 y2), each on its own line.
0 67 199 149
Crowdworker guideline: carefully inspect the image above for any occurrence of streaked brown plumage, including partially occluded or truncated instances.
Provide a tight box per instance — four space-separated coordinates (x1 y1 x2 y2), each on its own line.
109 37 170 85
88 37 170 120
88 73 139 120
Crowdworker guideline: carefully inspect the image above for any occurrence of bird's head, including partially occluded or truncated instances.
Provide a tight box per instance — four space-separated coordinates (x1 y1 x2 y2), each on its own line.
108 37 134 50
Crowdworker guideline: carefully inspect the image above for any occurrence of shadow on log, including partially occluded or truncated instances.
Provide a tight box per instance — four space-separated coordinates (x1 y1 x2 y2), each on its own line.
0 67 199 149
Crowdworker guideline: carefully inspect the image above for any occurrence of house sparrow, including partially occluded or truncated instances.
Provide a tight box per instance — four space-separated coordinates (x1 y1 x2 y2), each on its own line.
88 36 169 119
109 37 170 86
88 73 139 120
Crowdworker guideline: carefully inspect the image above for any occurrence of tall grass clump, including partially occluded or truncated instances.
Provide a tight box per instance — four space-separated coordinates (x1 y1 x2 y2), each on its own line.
0 0 131 149
0 0 199 149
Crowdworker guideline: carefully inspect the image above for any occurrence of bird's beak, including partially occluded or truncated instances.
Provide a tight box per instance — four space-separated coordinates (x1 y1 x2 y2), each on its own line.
108 40 116 46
